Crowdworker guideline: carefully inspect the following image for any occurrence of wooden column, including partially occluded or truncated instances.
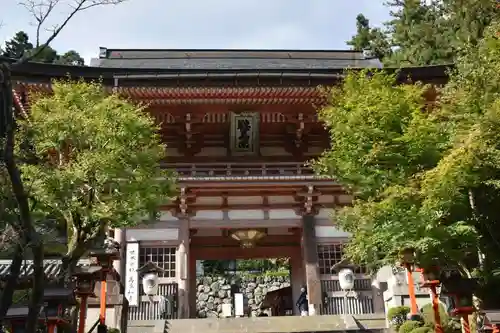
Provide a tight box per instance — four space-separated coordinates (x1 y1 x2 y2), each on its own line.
176 220 190 318
301 214 321 315
112 228 124 277
290 245 305 315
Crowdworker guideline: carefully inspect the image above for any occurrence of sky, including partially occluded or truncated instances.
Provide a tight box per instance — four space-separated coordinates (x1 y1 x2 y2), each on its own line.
1 0 391 65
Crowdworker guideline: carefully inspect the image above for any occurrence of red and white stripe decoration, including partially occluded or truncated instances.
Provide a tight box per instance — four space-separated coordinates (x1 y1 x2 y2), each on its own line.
17 82 325 105
11 89 29 118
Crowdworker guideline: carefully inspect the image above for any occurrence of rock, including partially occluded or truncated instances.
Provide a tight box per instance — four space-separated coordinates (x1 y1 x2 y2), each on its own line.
195 274 291 318
211 281 220 292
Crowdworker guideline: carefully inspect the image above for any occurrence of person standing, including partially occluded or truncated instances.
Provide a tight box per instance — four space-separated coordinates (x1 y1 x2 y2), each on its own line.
296 286 309 316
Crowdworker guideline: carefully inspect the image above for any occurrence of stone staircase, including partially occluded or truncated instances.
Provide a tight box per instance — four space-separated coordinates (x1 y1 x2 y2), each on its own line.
127 313 387 333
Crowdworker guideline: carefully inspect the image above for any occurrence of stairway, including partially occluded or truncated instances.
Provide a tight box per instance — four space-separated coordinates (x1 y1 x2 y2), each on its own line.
127 313 387 333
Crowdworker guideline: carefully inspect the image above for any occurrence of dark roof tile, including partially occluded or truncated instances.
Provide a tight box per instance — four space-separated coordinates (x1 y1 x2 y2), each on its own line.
91 48 383 70
0 259 92 280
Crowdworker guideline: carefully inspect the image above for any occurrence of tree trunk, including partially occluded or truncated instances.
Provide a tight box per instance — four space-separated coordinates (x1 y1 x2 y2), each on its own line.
0 244 24 324
25 237 44 333
1 62 44 333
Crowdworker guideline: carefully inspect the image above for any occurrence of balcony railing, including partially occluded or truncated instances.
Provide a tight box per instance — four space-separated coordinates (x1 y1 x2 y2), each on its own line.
162 162 323 179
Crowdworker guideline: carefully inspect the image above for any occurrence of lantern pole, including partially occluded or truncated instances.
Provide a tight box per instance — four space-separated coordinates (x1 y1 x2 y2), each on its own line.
399 248 419 317
90 236 120 333
73 266 101 333
421 267 443 333
78 296 88 333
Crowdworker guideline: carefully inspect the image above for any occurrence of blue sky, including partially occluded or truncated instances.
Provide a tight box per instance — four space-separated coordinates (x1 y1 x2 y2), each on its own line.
2 0 390 64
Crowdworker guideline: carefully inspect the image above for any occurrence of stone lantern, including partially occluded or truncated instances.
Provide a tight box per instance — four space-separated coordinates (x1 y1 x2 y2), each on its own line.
420 265 443 333
441 273 478 333
5 288 75 333
73 266 103 333
89 236 120 333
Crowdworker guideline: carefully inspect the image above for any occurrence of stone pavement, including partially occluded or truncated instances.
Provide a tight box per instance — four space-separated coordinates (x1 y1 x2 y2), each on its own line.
127 313 387 333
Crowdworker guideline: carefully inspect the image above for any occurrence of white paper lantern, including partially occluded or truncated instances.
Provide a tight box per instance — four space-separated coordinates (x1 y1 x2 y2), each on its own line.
338 268 355 290
142 272 159 296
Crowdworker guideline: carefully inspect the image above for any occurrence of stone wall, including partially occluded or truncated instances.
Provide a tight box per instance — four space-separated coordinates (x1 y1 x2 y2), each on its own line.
195 274 291 318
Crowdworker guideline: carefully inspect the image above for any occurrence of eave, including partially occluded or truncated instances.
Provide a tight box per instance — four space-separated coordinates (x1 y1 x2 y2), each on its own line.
17 83 326 105
5 56 453 86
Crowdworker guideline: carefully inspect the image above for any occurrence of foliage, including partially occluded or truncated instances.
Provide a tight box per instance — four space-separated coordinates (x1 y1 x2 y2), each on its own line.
18 80 176 275
409 327 433 333
387 306 411 330
316 21 500 278
399 320 422 333
347 0 499 66
321 17 500 305
314 68 477 272
2 31 84 65
420 303 448 328
346 14 392 60
201 259 290 276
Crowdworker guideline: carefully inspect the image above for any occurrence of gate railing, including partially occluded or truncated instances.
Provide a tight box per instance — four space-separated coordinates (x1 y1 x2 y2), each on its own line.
127 282 178 320
319 278 376 315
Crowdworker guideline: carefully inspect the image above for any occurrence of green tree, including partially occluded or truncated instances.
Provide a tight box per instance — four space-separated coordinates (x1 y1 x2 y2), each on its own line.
2 32 84 65
56 50 85 66
346 14 392 61
2 31 33 59
317 20 500 304
348 0 499 66
314 68 477 272
18 80 176 279
1 2 127 331
419 20 500 281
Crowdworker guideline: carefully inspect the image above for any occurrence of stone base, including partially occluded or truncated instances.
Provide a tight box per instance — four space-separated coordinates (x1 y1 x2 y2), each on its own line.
127 313 388 333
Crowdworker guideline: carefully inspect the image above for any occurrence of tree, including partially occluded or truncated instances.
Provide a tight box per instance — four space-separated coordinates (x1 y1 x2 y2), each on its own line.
347 0 499 66
2 31 33 59
56 50 85 66
314 69 476 272
346 14 392 60
20 80 175 279
0 1 127 332
317 20 500 306
2 32 84 65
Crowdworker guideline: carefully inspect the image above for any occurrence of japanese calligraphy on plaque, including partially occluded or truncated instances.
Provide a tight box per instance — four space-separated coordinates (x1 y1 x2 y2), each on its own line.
125 242 140 306
230 112 259 155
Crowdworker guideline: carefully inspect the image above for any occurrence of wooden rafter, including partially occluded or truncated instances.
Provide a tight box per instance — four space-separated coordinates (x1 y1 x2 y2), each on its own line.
16 83 326 105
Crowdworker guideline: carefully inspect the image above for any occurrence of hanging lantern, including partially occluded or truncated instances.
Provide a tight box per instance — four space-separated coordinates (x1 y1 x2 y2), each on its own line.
229 229 267 248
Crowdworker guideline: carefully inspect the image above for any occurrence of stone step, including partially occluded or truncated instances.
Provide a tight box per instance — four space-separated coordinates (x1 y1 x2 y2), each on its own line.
127 313 387 333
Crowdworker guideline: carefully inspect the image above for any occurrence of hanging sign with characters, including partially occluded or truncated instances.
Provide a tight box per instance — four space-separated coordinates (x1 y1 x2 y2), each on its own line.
125 242 140 306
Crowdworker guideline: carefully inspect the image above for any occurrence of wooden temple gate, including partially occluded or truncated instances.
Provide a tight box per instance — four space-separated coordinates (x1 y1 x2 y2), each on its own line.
9 50 449 324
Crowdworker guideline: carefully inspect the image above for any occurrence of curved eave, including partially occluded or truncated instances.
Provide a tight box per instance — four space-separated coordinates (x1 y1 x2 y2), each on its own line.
4 56 453 84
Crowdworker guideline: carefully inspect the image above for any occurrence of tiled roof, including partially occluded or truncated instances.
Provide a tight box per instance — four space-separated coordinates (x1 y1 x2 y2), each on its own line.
0 259 91 280
91 48 383 70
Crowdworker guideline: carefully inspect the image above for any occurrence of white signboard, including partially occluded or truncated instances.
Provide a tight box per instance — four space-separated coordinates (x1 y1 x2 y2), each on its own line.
125 242 140 306
234 293 244 317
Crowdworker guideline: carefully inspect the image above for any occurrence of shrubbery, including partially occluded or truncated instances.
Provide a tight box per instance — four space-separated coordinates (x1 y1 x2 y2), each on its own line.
389 303 462 333
399 320 423 333
387 306 411 331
